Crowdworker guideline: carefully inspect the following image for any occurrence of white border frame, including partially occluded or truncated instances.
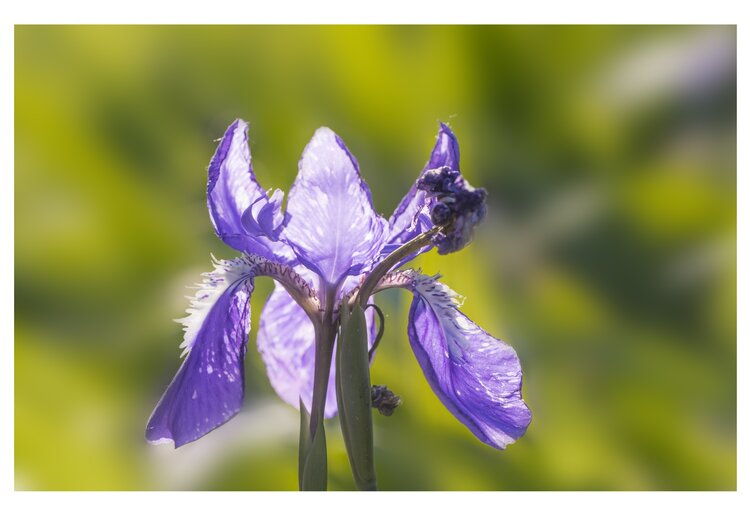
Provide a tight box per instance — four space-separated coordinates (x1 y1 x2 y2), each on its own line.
2 2 744 513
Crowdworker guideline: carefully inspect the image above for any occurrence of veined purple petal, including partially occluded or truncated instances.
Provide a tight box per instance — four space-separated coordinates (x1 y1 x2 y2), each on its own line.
207 119 293 262
282 127 388 286
404 271 531 450
146 256 260 448
387 123 461 250
256 189 286 239
257 273 376 418
257 282 338 419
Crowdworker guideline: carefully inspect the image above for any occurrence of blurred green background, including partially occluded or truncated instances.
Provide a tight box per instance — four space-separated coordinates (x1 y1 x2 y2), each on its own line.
15 25 736 490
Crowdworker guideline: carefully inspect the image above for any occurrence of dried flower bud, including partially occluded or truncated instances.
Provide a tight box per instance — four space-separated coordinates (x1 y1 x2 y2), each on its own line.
371 385 401 416
417 167 487 254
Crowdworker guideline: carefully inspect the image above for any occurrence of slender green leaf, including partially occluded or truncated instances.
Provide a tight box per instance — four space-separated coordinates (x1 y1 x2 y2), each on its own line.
298 398 312 490
336 302 377 490
300 414 327 491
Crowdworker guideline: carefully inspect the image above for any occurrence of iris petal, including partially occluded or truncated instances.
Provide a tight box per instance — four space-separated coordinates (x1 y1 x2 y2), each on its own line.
404 271 531 450
257 283 338 419
207 119 293 262
387 123 461 251
282 127 388 286
146 257 257 447
257 274 377 419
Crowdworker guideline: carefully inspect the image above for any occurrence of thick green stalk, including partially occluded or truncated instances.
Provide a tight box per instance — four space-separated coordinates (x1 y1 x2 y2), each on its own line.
299 287 337 491
355 227 440 307
309 288 337 436
336 300 376 490
298 398 311 488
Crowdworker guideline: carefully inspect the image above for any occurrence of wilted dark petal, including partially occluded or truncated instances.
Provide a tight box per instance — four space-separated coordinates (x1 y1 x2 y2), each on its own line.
428 122 461 170
146 257 258 447
416 167 487 254
405 271 531 450
282 127 387 286
257 273 376 418
386 123 462 256
207 119 293 262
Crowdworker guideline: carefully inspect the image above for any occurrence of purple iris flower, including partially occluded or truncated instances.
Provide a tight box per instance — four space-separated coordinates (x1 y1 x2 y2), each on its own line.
145 119 531 453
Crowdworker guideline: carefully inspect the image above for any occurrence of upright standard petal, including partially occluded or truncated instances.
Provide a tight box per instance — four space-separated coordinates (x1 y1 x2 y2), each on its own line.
282 128 388 286
146 257 257 448
257 274 377 419
403 271 531 450
207 119 293 262
387 123 461 249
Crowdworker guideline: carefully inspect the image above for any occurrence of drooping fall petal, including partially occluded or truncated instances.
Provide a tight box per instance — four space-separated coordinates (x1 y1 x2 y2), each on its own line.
256 274 377 419
403 271 531 450
146 257 257 447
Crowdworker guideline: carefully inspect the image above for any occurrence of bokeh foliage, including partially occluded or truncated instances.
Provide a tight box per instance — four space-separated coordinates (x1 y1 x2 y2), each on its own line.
15 25 736 490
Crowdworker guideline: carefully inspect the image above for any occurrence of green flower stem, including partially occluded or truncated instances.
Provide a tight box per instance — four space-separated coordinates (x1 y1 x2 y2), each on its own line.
300 286 339 491
301 228 441 490
336 300 376 490
355 226 440 307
